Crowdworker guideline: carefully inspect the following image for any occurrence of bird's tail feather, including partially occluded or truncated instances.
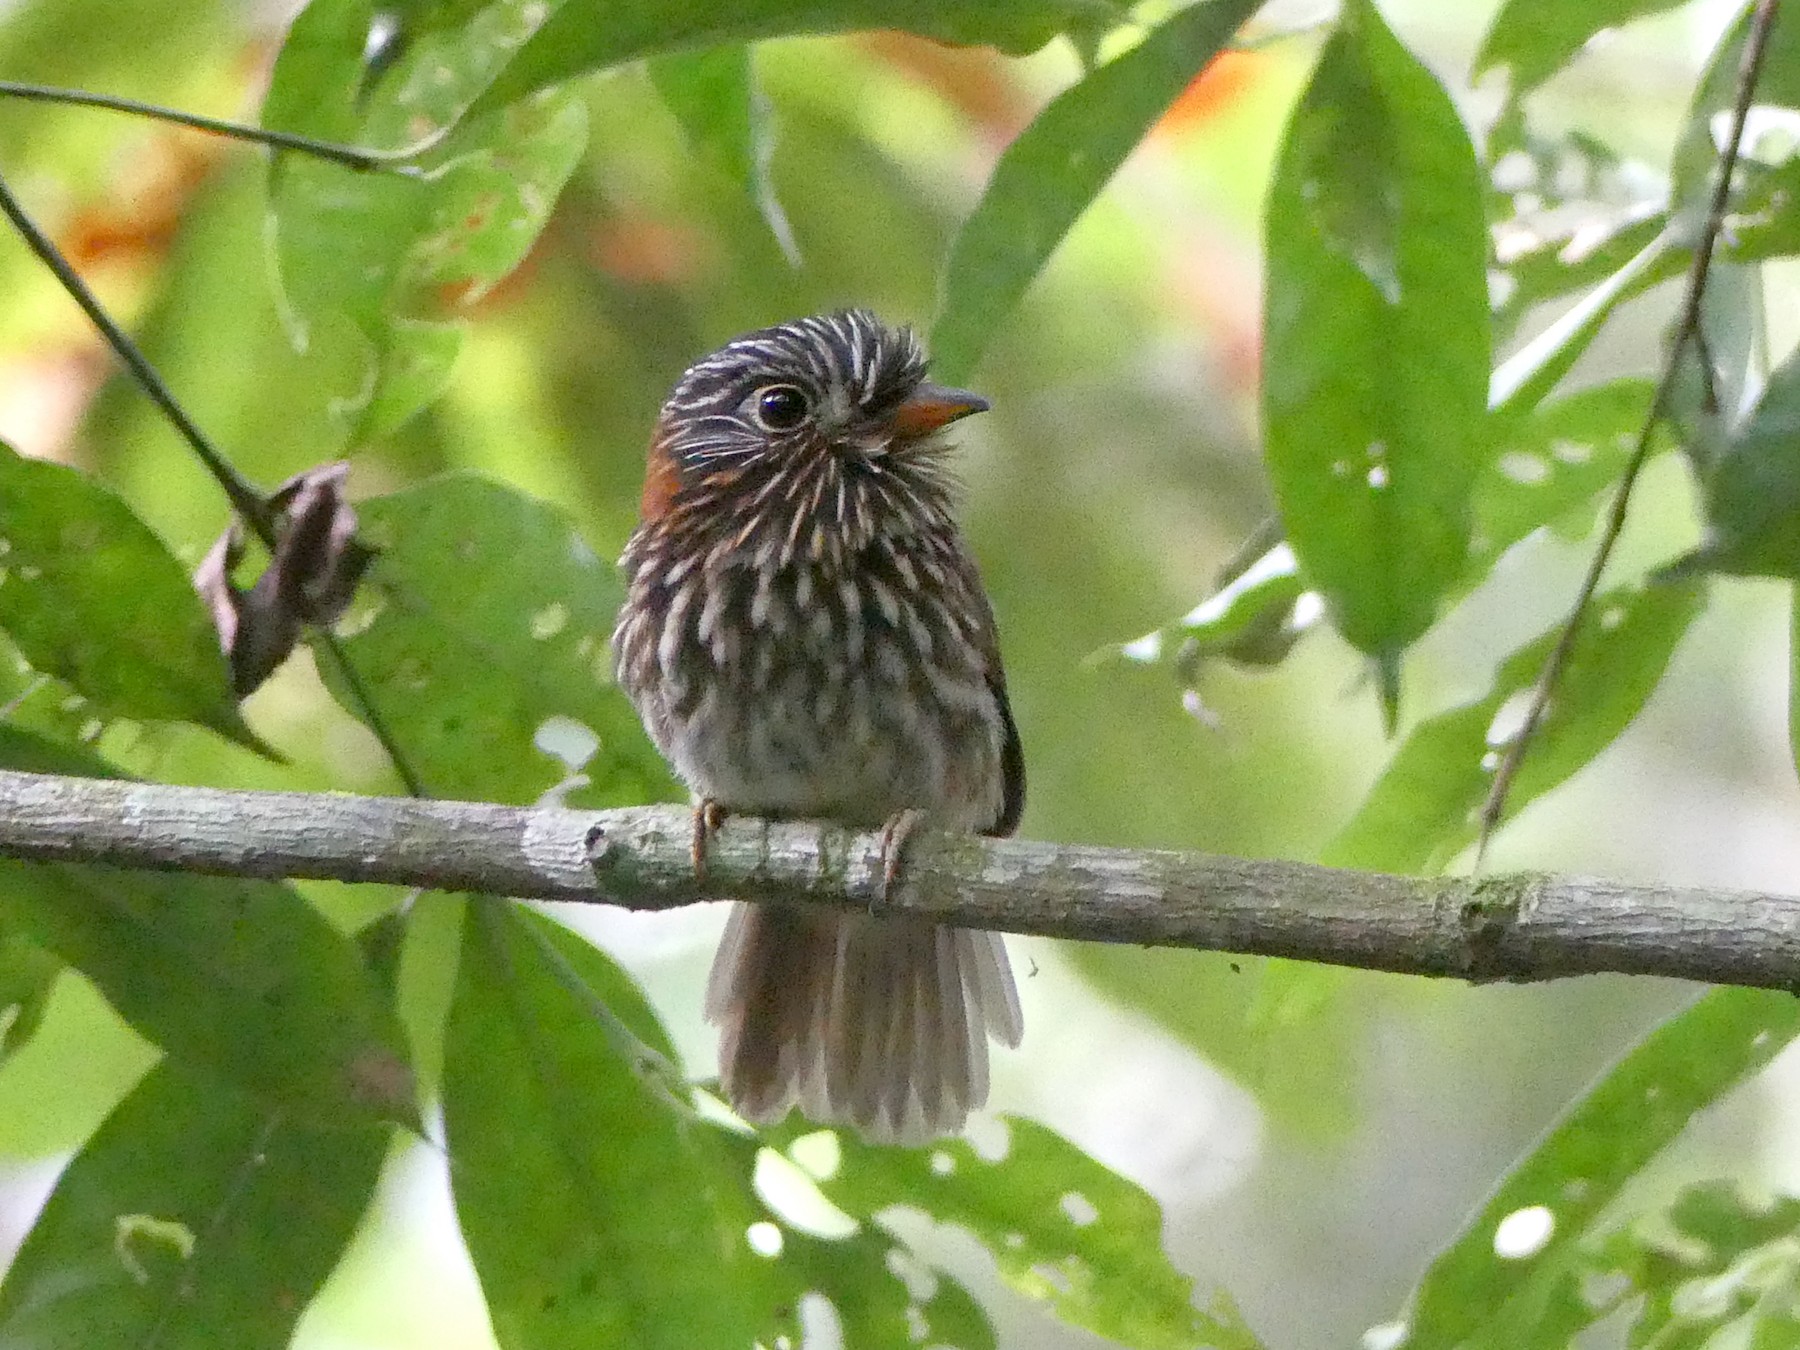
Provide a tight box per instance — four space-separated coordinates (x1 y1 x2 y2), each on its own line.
704 903 1019 1143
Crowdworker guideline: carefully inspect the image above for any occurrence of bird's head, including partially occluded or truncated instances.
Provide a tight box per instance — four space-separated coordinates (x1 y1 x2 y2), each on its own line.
638 310 988 565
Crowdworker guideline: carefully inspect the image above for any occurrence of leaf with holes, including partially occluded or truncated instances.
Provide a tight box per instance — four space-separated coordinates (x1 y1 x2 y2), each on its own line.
319 473 674 804
769 1115 1261 1350
1471 379 1661 575
0 1055 388 1347
931 0 1259 383
470 0 1124 114
0 442 258 750
265 0 588 440
0 725 412 1125
1482 98 1674 345
1398 990 1800 1347
1326 579 1703 874
1455 1182 1800 1345
703 1126 1002 1350
1263 0 1490 709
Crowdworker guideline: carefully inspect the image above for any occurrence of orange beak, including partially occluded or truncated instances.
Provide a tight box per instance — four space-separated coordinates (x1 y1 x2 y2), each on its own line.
890 383 990 438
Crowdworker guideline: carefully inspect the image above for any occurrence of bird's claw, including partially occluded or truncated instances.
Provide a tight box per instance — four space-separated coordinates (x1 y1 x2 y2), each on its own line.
692 798 726 879
874 808 926 908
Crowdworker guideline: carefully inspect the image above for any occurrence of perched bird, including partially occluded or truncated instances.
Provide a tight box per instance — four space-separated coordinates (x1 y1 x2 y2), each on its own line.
611 310 1024 1144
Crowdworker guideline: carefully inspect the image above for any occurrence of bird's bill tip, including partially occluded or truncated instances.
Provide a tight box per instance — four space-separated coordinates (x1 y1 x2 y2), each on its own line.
891 383 990 436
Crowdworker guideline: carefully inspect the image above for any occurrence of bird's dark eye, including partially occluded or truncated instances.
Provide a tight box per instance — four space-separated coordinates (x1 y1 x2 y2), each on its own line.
752 384 811 432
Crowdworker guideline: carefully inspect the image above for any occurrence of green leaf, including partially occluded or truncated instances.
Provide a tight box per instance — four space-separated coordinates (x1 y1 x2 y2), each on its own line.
1481 98 1674 344
379 0 493 34
1729 157 1800 263
770 1115 1260 1349
319 473 675 804
0 442 258 750
0 726 413 1125
1488 225 1679 419
1400 989 1800 1347
930 0 1259 383
0 965 158 1159
694 1122 1004 1349
649 46 797 261
443 901 779 1348
1475 0 1688 94
1263 0 1491 688
1465 1182 1800 1345
445 906 1016 1346
1471 379 1659 573
783 1223 998 1349
0 1056 388 1348
0 926 57 1065
1326 579 1704 874
265 0 589 440
470 0 1123 114
1116 541 1313 671
1492 204 1669 343
1679 344 1800 579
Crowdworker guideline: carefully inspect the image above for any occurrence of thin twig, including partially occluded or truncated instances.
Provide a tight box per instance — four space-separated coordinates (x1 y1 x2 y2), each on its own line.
3 768 1800 990
310 637 430 798
0 80 436 173
1475 0 1782 867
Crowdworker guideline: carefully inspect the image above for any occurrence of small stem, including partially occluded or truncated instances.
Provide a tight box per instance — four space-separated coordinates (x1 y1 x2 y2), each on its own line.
312 636 429 799
0 80 439 173
1475 0 1782 867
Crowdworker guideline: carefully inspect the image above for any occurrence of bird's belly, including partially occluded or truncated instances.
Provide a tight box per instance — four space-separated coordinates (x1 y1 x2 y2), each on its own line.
618 560 1003 830
659 656 1001 830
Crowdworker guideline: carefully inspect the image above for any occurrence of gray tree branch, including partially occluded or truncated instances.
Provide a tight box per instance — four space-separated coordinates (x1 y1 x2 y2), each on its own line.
0 766 1795 989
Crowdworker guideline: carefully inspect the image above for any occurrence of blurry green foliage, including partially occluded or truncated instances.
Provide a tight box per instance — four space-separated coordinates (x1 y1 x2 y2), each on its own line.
931 0 1257 382
266 0 589 442
1476 0 1691 95
767 1112 1263 1350
1326 579 1704 875
0 0 1791 1347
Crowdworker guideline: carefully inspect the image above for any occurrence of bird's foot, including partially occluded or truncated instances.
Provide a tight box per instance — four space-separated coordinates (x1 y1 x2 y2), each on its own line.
874 808 927 908
691 798 726 879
